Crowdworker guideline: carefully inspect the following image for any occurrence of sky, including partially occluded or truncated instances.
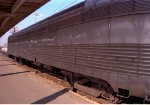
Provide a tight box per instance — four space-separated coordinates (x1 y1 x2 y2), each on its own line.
0 0 85 46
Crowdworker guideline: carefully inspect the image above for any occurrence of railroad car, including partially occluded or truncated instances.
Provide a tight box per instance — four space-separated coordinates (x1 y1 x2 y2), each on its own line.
8 0 150 103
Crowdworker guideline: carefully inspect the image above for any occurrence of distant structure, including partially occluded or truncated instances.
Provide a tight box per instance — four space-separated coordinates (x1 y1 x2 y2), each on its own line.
1 43 7 52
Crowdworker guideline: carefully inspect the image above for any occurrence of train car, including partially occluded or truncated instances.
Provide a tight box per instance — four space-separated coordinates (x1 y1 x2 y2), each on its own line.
8 0 150 103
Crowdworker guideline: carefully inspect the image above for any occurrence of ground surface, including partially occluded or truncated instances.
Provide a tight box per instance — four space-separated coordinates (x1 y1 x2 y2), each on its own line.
0 53 93 104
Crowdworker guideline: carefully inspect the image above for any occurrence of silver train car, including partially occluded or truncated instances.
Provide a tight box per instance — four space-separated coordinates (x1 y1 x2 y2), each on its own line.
8 0 150 102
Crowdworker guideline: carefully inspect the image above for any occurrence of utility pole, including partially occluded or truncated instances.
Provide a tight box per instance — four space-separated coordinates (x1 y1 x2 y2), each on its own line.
10 26 19 34
33 13 40 23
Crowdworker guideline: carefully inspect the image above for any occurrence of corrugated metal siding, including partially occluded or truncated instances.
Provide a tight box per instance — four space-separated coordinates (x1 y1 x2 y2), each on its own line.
15 44 150 77
76 44 150 76
37 45 76 64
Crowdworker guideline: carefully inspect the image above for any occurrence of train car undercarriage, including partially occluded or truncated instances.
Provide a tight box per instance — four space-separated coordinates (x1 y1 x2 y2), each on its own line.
8 54 150 104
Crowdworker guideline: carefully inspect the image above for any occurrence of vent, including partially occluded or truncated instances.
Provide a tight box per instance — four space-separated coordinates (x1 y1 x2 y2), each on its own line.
84 0 96 10
96 0 112 7
135 0 150 12
83 0 150 21
118 88 129 98
93 6 109 19
110 1 133 16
